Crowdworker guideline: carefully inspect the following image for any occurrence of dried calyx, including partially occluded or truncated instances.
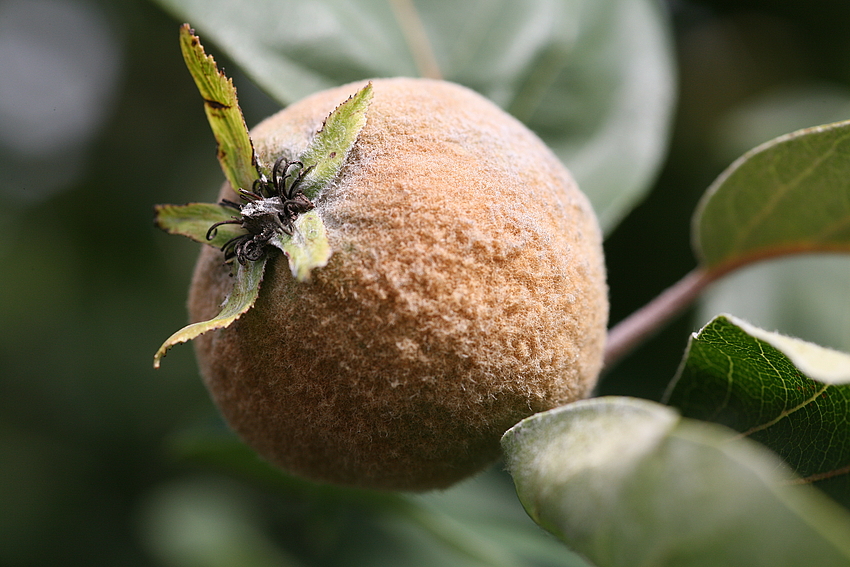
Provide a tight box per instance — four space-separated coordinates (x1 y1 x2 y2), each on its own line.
207 157 315 264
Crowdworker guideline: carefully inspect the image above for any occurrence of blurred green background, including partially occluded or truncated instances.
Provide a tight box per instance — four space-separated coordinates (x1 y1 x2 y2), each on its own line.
2 0 850 565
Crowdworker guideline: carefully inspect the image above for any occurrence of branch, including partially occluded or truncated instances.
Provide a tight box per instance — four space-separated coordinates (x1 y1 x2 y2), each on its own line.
603 268 715 371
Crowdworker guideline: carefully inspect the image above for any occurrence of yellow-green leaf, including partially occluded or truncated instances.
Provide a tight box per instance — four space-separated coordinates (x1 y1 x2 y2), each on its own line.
179 23 257 191
298 83 373 200
153 257 266 368
154 202 245 249
694 120 850 272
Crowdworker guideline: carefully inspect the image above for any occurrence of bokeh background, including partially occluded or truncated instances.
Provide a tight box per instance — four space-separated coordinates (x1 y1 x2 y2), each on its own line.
2 0 850 565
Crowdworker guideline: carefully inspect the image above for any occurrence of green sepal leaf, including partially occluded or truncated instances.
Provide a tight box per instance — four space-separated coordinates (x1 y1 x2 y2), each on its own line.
502 396 850 567
270 210 331 282
259 84 370 281
179 23 257 192
154 202 245 249
664 314 850 507
694 119 850 272
298 82 372 200
153 256 267 368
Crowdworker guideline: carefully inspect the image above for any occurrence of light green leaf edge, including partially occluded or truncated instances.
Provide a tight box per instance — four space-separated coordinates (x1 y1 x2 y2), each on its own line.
298 82 373 200
502 396 850 567
179 23 257 192
693 119 850 272
154 256 267 368
661 314 850 501
154 202 245 249
726 314 850 384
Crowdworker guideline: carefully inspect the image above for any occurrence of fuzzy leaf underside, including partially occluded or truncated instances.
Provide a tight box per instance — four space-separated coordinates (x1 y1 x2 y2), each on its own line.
694 119 850 271
664 314 850 507
153 257 267 368
297 83 373 200
502 397 850 567
155 202 245 249
271 211 331 282
179 23 257 192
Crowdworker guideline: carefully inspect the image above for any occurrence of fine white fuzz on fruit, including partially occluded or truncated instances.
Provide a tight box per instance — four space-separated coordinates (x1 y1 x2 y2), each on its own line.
189 78 608 491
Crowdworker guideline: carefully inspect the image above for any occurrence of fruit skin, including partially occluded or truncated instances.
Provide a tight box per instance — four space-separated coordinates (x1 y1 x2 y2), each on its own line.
189 78 608 491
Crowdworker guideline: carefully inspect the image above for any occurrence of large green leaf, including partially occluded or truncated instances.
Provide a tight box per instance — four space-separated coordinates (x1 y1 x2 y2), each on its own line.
694 119 850 271
154 0 676 233
502 396 850 567
664 314 850 507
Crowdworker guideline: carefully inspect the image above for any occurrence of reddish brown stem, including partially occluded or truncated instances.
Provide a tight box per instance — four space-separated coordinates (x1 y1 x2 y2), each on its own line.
603 268 716 371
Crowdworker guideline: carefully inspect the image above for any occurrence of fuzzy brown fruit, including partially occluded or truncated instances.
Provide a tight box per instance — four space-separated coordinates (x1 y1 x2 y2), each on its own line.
189 78 608 491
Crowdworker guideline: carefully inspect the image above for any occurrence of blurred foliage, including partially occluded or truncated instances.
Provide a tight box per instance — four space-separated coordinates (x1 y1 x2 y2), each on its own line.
155 0 676 233
2 0 850 565
504 397 850 567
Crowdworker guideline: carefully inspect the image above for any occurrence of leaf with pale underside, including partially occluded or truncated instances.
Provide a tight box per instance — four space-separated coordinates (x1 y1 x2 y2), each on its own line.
694 119 850 273
502 396 850 567
179 23 257 192
154 202 245 249
664 314 850 508
298 82 372 200
153 256 267 368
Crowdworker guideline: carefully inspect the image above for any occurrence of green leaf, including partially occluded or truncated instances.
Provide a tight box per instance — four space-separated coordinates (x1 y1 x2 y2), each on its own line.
179 23 257 192
502 396 850 567
154 202 245 249
153 257 267 368
270 211 331 282
154 0 676 233
664 314 850 507
298 82 373 200
694 119 850 271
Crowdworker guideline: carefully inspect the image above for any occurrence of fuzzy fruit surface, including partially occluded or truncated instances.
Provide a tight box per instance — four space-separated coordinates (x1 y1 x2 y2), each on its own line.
189 78 608 491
